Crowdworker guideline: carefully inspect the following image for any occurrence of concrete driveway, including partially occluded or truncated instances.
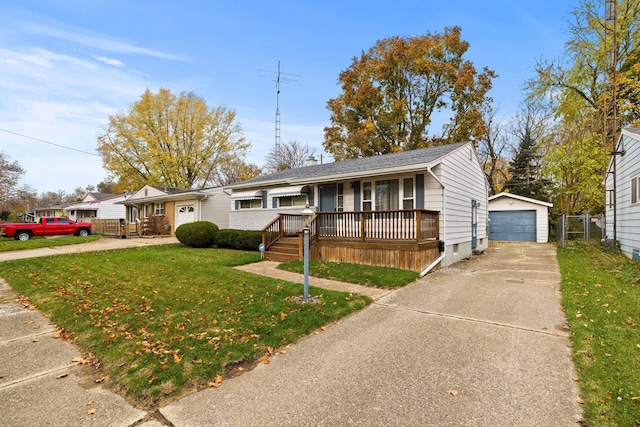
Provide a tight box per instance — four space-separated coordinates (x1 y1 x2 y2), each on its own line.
162 242 583 426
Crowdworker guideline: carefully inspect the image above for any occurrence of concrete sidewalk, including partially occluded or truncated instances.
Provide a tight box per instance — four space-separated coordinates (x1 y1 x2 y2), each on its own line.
0 279 147 426
234 261 391 301
162 243 583 426
0 236 179 427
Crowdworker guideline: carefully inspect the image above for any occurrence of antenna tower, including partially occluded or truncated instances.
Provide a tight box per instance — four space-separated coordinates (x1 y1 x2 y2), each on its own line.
260 61 299 149
604 0 620 242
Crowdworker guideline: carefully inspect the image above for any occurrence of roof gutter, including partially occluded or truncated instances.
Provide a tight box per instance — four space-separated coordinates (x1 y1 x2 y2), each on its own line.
421 166 446 277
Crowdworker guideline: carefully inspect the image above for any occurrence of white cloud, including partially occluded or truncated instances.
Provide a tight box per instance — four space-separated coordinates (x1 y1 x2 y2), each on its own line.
24 22 183 61
93 55 125 67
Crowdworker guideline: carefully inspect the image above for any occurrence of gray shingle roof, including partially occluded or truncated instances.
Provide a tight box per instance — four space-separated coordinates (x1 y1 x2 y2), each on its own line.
625 127 640 137
230 142 468 187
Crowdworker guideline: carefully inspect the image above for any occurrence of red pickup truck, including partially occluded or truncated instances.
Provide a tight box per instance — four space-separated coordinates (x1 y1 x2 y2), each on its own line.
0 217 92 241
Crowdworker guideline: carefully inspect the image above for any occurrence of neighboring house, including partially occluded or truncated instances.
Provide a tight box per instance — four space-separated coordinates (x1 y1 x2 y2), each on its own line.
22 205 70 223
225 142 489 273
64 193 131 221
488 192 553 243
605 127 640 261
119 185 230 236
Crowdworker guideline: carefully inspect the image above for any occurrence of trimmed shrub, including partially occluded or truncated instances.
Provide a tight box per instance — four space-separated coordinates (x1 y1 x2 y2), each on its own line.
175 221 219 248
215 229 262 251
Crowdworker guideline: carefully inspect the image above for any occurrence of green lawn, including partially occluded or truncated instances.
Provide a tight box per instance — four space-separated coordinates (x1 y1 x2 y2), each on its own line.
0 234 101 252
278 260 419 288
557 244 640 427
0 245 370 408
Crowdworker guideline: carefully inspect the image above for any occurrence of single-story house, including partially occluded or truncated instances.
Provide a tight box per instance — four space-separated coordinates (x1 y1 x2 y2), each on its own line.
605 127 640 261
488 192 553 243
119 185 230 237
64 192 131 222
225 142 489 274
22 205 70 223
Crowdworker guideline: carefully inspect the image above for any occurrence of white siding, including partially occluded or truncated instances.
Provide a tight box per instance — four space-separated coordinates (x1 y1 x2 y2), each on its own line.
488 195 550 243
436 144 489 266
199 188 230 229
606 130 640 258
95 196 127 219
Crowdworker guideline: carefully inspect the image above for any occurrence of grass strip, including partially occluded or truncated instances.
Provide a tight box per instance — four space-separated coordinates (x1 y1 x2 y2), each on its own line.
0 235 101 252
557 244 640 426
278 260 419 288
0 245 370 408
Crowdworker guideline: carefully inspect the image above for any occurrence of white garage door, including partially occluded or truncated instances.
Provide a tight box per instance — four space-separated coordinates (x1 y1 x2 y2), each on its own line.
176 205 196 228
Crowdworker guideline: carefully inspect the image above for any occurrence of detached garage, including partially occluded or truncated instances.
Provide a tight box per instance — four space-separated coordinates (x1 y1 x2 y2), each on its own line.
488 193 553 243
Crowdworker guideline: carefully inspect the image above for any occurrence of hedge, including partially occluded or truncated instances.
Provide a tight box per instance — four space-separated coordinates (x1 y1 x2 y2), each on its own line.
214 229 262 251
174 221 219 248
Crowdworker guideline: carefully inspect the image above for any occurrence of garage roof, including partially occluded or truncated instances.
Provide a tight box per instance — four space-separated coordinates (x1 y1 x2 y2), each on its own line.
488 192 553 208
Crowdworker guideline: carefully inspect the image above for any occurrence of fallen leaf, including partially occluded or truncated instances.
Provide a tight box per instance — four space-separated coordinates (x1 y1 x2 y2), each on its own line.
94 376 108 384
56 372 68 379
87 401 94 406
87 408 96 415
448 389 458 397
173 353 182 363
573 377 580 382
263 358 270 365
208 375 223 388
320 326 328 331
32 338 40 343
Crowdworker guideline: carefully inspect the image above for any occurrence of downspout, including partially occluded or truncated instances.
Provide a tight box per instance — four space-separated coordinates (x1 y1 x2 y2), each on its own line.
420 166 446 277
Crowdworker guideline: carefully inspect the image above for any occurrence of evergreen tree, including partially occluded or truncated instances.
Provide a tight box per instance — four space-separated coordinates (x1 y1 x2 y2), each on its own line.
504 128 549 200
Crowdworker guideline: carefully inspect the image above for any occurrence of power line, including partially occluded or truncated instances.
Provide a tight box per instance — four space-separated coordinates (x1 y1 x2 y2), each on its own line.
0 128 101 157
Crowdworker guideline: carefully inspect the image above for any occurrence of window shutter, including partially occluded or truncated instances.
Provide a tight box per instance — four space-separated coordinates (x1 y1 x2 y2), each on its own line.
415 174 424 209
262 190 267 209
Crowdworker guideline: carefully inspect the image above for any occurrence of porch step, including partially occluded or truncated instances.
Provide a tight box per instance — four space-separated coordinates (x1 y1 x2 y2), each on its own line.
265 237 299 262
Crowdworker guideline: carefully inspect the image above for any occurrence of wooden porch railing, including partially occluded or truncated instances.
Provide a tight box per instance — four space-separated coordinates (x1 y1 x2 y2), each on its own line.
262 209 439 249
314 209 439 241
261 213 309 250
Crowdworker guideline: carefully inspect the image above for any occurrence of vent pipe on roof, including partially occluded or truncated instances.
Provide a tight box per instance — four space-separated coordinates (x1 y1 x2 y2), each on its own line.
306 156 318 166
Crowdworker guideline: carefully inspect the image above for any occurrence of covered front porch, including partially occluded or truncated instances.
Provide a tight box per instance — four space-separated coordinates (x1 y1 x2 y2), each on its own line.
262 209 443 273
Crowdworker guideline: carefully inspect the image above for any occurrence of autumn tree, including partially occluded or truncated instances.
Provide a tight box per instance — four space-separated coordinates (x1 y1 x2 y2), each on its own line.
97 88 250 190
526 0 640 213
263 140 316 173
527 0 640 142
544 121 605 215
323 27 496 160
476 105 512 195
211 159 261 186
0 151 25 212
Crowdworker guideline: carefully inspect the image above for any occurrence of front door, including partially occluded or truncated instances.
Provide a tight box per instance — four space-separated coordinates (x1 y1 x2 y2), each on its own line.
318 185 337 235
471 199 478 249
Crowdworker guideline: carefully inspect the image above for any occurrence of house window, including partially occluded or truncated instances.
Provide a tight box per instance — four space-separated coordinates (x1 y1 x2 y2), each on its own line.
363 182 372 211
278 195 308 207
153 202 165 216
632 175 640 205
239 199 262 209
403 178 414 210
337 183 344 211
375 179 399 211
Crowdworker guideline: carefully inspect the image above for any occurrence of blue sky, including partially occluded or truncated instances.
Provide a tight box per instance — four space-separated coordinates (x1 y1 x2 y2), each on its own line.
0 0 574 193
